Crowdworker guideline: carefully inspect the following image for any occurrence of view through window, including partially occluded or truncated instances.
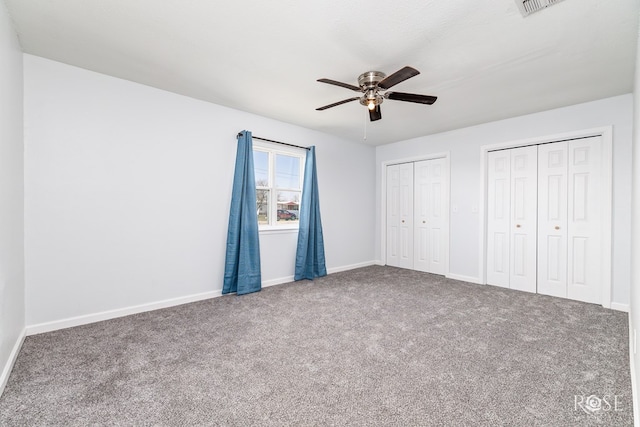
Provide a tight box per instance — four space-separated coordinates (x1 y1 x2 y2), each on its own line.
253 142 305 228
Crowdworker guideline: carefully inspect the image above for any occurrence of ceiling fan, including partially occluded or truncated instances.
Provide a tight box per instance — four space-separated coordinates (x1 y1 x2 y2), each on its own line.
316 66 437 122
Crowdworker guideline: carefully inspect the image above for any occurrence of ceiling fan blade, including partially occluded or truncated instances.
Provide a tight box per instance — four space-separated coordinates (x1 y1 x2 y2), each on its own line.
369 105 382 122
316 97 360 111
385 92 437 105
317 78 361 92
377 66 420 90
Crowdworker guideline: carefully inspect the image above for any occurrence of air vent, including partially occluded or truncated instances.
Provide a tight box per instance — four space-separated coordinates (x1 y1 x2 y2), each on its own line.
516 0 565 16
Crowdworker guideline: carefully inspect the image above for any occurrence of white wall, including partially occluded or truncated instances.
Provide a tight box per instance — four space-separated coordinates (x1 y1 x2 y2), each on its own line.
376 94 633 307
24 55 376 328
629 14 640 425
0 1 25 393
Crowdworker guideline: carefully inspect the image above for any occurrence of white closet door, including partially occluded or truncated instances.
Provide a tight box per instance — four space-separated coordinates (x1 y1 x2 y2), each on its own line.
386 163 414 269
427 158 446 275
509 146 538 293
414 161 430 272
414 158 446 274
486 150 511 288
537 142 568 298
567 136 602 304
386 165 400 267
398 163 415 269
487 138 606 303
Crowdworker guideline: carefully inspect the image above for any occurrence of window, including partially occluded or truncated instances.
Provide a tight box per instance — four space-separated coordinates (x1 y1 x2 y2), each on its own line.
253 141 305 229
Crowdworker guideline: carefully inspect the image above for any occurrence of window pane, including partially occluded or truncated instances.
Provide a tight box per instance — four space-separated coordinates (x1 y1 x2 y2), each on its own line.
276 191 300 224
253 150 269 187
256 189 269 225
275 154 300 189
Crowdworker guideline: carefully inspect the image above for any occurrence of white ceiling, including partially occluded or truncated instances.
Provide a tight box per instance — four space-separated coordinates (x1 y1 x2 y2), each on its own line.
4 0 639 145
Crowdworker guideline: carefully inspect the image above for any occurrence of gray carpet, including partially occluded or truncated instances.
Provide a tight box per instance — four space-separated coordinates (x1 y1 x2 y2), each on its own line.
0 266 633 426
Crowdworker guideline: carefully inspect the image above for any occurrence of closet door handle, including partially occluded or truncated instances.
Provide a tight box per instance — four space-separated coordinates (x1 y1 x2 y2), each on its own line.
401 220 405 223
555 226 560 230
516 224 521 228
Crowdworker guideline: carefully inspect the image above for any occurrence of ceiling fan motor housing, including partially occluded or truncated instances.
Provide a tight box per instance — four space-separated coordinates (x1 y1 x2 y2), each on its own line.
358 71 386 107
358 71 386 89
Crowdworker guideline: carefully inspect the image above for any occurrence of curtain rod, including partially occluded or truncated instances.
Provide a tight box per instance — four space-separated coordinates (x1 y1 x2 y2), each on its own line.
237 132 310 150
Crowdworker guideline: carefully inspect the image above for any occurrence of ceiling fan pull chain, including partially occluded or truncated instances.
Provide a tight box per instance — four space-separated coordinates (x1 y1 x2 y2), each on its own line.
363 111 368 140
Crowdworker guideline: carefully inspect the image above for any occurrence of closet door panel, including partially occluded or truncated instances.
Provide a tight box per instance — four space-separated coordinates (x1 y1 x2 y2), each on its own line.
398 163 414 269
428 159 446 274
386 165 400 267
509 146 537 293
413 158 447 274
486 151 511 288
567 137 602 304
414 161 430 272
537 142 568 298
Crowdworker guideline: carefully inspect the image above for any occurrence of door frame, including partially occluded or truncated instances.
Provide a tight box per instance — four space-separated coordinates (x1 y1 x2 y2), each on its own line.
479 126 613 308
381 152 451 275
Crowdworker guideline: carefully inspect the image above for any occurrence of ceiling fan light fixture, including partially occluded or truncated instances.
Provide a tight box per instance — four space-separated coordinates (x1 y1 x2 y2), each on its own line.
361 93 382 110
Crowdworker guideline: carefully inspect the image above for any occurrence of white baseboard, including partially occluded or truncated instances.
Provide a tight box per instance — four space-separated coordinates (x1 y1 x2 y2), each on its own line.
266 260 484 287
262 276 295 288
446 273 483 284
262 261 378 288
327 260 378 274
611 302 630 313
26 290 221 336
0 329 25 397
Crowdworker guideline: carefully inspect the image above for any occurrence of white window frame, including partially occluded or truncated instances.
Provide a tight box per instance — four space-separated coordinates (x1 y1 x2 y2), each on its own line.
253 140 306 232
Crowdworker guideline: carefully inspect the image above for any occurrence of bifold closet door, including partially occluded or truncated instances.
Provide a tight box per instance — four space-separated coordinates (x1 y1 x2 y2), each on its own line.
537 137 603 303
486 146 537 292
537 142 568 298
567 137 603 304
509 146 538 293
486 150 511 288
490 137 604 303
386 163 414 269
414 158 446 275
